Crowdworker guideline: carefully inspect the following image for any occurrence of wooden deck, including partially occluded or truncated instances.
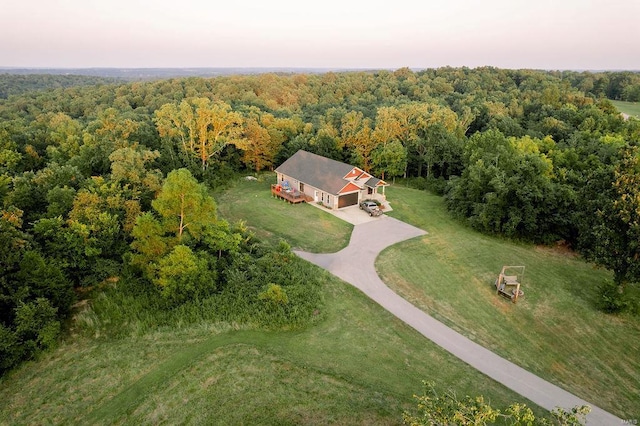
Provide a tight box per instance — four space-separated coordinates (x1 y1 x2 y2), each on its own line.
271 184 312 204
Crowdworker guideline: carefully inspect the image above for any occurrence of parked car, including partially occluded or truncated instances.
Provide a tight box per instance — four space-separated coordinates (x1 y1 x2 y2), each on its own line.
359 200 382 216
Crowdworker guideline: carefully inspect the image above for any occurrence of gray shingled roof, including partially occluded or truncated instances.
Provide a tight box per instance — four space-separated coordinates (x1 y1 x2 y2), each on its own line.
365 177 383 187
275 150 355 196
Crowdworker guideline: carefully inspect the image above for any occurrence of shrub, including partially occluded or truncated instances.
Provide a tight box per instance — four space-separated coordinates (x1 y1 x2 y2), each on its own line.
0 298 61 374
403 381 590 426
77 236 324 338
598 280 640 314
405 176 448 195
258 283 289 306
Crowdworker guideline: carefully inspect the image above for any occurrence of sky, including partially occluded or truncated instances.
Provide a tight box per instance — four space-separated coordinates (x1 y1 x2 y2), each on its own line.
1 0 639 70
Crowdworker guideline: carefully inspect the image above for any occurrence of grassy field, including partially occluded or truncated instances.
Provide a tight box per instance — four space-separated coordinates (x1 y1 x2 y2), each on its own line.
0 176 547 424
0 267 542 424
3 177 634 423
377 185 640 418
611 99 640 118
216 175 352 253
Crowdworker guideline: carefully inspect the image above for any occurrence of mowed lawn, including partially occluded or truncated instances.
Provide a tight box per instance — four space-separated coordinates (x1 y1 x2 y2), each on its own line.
377 185 640 419
216 174 352 253
0 269 543 425
0 175 548 424
611 99 640 118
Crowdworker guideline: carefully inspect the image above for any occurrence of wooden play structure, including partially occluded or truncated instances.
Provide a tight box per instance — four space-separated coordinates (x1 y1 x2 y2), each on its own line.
495 266 525 303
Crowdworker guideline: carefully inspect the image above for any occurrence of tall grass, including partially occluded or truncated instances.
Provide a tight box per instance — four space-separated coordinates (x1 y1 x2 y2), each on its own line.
2 266 548 425
75 247 325 340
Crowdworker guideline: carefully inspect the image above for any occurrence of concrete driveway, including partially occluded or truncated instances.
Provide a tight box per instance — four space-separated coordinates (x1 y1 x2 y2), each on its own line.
295 216 620 425
307 202 393 225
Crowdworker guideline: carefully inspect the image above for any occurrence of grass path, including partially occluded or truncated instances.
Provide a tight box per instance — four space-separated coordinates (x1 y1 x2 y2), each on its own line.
84 332 259 424
1 272 544 425
9 178 632 423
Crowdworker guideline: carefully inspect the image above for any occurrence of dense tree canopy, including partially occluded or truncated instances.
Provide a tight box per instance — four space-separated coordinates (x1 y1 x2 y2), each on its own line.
0 67 639 374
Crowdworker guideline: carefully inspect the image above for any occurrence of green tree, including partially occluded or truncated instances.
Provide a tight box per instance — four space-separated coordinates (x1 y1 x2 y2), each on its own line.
15 250 74 316
151 168 217 242
6 163 83 224
31 217 93 286
130 212 170 276
28 175 133 287
610 148 640 287
0 208 29 325
155 245 217 303
580 147 640 310
14 298 61 357
412 123 462 179
0 130 23 174
108 144 162 207
445 131 557 240
43 112 83 163
72 108 142 176
44 186 76 218
372 140 407 180
0 211 68 374
130 168 239 301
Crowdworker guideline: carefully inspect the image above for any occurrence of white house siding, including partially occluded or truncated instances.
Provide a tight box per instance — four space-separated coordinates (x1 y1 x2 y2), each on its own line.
280 173 338 209
278 171 381 210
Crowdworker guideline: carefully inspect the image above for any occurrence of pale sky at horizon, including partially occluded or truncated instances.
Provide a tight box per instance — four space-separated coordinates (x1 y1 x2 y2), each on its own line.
1 0 639 70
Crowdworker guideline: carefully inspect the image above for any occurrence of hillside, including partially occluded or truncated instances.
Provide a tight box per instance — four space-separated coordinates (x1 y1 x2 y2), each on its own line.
0 237 542 424
1 68 639 423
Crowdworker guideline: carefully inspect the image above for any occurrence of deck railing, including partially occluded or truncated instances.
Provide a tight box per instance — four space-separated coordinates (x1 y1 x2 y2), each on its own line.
271 184 310 204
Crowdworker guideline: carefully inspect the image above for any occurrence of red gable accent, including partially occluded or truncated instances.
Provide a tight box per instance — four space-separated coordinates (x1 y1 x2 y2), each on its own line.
339 182 361 194
344 167 364 179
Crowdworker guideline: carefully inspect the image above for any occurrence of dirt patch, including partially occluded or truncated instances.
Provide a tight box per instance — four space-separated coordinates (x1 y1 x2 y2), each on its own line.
535 240 578 259
550 360 567 375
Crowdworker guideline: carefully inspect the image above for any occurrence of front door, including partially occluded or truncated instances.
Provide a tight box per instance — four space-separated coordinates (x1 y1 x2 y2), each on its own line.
314 190 318 202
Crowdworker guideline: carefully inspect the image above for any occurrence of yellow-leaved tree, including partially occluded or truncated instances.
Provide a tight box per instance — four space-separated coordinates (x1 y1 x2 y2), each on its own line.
340 111 375 172
155 98 244 170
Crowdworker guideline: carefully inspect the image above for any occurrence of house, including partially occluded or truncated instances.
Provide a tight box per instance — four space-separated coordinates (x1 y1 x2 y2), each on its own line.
274 150 388 209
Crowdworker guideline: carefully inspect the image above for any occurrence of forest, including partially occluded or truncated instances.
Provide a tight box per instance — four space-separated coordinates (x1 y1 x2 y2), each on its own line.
1 67 639 375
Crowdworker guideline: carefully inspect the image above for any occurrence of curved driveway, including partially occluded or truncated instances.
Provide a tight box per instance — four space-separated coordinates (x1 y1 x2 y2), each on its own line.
295 215 620 425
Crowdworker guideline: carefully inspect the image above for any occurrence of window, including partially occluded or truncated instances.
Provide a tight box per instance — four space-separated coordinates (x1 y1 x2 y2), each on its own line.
327 195 331 205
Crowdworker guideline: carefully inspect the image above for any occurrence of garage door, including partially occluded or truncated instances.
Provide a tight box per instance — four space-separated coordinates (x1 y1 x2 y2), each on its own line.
338 192 358 208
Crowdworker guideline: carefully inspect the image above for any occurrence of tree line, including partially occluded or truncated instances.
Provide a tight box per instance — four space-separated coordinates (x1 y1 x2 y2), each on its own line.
1 67 639 374
0 73 117 100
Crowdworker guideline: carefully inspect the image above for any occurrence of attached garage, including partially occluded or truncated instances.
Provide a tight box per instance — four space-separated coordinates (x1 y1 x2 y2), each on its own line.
275 150 388 210
338 192 359 208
